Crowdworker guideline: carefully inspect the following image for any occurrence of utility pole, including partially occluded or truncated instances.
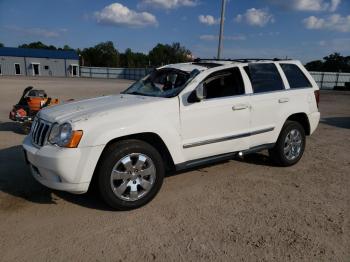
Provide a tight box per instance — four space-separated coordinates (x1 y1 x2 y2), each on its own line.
217 0 227 59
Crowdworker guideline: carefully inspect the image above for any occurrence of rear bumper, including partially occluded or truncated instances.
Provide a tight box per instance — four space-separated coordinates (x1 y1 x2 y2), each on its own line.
308 111 320 135
22 136 104 194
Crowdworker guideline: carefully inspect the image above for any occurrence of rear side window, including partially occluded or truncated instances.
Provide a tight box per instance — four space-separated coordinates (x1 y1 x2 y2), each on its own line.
245 63 285 93
204 67 245 99
280 64 312 89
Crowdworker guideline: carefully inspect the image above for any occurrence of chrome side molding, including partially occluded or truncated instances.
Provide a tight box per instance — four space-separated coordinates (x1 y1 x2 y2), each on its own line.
183 127 275 149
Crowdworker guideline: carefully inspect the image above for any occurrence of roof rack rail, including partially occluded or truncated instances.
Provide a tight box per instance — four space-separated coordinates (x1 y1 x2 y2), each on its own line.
194 58 292 63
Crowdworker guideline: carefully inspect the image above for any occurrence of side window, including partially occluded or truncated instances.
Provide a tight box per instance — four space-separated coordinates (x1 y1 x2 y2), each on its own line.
280 64 312 89
204 67 245 99
244 63 285 93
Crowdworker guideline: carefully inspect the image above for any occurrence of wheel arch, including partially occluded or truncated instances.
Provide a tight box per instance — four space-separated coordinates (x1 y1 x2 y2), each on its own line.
90 132 175 189
285 113 311 135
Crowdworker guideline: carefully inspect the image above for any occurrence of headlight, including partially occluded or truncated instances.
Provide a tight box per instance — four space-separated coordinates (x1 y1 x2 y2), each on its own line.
48 123 83 148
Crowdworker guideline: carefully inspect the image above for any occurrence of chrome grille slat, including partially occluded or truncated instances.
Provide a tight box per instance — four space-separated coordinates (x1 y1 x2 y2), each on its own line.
32 121 40 142
39 123 46 143
35 124 44 144
31 118 51 147
40 125 49 145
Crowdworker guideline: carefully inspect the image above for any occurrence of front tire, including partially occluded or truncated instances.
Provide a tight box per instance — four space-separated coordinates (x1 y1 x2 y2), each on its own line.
269 121 306 166
97 139 164 210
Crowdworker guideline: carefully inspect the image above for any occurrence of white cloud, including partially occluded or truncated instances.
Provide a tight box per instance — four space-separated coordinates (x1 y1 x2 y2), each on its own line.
268 0 341 12
3 25 66 38
303 14 350 32
199 34 246 41
95 3 158 28
235 8 274 27
198 15 220 25
138 0 198 9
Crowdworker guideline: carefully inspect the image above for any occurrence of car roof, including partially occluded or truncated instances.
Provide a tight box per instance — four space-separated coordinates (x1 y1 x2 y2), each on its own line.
161 59 300 73
161 63 208 72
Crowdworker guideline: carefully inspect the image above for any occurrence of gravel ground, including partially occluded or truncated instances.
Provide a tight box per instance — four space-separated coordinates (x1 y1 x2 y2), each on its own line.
0 77 349 261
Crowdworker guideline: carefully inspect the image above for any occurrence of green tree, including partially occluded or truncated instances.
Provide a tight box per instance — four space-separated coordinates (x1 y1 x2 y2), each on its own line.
125 48 135 67
81 41 119 67
149 42 192 66
133 52 149 67
15 41 193 68
305 60 324 71
0 42 4 47
305 53 350 73
63 44 73 50
18 41 57 50
120 48 149 68
323 53 350 72
149 43 171 66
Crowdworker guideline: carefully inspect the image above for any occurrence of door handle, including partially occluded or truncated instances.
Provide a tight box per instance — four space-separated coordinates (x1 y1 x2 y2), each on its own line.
278 98 289 103
232 104 249 111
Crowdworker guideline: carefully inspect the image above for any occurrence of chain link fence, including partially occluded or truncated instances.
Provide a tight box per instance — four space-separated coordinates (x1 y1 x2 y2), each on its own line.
80 66 153 80
80 66 350 90
310 71 350 90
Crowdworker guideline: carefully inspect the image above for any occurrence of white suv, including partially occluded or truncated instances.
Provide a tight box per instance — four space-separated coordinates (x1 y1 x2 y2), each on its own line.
23 59 320 210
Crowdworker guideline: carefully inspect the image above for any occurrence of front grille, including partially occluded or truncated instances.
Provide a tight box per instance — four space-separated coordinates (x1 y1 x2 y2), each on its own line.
31 118 51 147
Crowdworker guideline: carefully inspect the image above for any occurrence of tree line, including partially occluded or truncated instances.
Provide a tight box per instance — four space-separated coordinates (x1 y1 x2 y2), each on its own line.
0 41 349 72
0 41 192 68
305 53 350 73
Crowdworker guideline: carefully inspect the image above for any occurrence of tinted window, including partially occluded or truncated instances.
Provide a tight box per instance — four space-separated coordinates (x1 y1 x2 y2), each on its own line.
281 64 312 89
204 68 245 99
245 63 284 93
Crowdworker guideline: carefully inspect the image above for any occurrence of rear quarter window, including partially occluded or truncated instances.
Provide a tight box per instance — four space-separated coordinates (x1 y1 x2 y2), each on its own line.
280 64 312 89
245 63 285 94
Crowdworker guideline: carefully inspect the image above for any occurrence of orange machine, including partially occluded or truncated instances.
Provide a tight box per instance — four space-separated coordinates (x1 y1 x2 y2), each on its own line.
9 86 60 133
27 96 59 111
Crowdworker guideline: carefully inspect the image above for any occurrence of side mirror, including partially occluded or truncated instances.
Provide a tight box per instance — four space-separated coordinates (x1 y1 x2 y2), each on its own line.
195 83 206 101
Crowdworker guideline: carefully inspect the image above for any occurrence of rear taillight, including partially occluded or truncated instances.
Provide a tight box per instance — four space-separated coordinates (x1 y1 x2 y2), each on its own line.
314 90 320 108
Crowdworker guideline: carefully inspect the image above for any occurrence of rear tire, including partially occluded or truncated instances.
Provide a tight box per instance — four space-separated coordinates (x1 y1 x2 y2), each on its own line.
269 121 306 166
97 139 164 210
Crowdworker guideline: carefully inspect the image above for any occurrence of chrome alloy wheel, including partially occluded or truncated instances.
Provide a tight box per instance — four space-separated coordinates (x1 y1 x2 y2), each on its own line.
110 153 156 202
284 129 302 161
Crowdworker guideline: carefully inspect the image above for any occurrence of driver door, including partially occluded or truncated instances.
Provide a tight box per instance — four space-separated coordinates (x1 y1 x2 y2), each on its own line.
180 67 251 161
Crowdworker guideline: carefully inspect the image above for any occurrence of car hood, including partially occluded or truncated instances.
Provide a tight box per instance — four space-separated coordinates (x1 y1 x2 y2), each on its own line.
38 94 162 124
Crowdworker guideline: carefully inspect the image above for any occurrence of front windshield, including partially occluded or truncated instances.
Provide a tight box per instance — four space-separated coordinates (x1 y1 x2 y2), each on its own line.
123 68 200 98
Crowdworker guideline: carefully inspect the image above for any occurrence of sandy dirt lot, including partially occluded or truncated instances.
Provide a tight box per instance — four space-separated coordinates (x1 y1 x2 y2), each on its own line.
0 77 349 261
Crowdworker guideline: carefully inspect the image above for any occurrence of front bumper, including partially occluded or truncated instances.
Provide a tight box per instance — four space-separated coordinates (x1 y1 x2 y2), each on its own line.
22 136 104 194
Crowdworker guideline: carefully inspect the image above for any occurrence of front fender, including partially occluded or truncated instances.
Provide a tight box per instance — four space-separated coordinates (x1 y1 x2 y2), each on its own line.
76 100 185 164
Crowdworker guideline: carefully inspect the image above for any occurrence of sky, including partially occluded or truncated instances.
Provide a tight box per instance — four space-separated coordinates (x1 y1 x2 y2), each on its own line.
0 0 349 62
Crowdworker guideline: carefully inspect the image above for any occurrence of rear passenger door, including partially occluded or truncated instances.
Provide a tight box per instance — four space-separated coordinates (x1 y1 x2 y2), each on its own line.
245 63 289 147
